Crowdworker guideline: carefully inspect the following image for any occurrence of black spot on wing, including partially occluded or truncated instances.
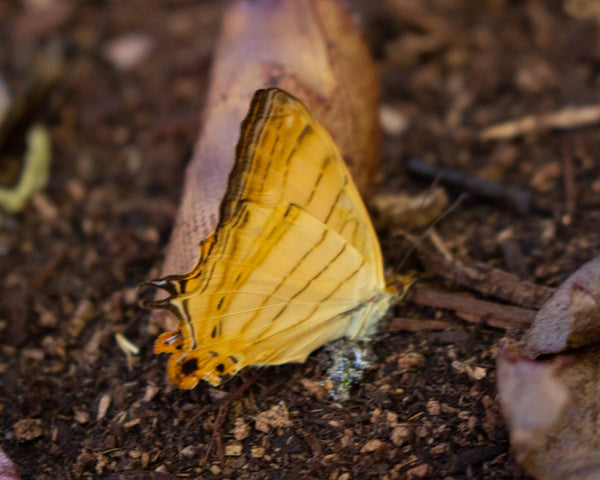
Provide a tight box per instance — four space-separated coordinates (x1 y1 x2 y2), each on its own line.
181 358 199 376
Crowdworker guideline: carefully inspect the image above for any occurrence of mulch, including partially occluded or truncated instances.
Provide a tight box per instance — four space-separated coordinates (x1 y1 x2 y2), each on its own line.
1 1 599 479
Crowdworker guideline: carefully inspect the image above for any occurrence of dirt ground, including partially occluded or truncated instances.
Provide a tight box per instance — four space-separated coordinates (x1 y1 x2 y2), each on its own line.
1 1 600 479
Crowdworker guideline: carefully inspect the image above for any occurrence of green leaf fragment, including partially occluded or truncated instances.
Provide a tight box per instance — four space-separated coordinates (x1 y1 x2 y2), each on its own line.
0 125 51 213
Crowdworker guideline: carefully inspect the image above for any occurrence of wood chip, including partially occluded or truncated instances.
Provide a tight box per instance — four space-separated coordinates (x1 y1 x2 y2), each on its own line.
480 104 600 140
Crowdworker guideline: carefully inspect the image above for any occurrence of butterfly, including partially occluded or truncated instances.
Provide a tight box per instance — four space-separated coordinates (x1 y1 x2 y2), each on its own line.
142 88 405 389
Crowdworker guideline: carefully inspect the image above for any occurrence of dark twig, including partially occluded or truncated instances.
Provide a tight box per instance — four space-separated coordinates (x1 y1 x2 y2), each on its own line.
405 157 534 213
562 143 576 225
498 231 528 278
204 372 258 464
31 245 68 288
386 317 453 332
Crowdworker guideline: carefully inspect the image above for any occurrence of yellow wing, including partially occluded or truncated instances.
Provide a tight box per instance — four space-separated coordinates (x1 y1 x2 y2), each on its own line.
144 88 395 389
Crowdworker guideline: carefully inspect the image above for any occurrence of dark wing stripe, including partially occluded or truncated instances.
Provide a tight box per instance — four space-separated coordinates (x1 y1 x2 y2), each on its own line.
220 89 278 221
265 243 349 328
323 177 348 223
259 115 286 190
304 155 333 207
238 225 330 336
278 124 313 202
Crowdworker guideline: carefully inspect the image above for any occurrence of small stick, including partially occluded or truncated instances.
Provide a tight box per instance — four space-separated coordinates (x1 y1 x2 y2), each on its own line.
497 230 529 278
31 245 67 288
479 104 600 141
406 229 555 309
410 286 536 329
204 373 257 463
405 157 533 213
562 144 576 225
386 317 453 332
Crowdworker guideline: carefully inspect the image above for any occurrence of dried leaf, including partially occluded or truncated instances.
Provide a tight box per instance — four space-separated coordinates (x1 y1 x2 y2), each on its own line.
153 0 380 331
498 339 600 480
497 340 571 458
521 255 600 357
0 446 20 480
498 255 600 480
371 187 448 230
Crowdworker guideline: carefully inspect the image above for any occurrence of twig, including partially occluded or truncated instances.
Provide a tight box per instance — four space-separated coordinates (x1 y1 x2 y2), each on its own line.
31 244 67 288
497 229 528 278
410 285 536 329
204 373 257 463
405 157 533 213
407 229 555 309
386 317 453 332
479 104 600 141
562 144 576 225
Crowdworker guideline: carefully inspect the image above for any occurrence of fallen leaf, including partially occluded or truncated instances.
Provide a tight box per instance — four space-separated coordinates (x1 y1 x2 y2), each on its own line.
497 255 600 480
497 340 571 458
521 255 600 357
0 446 19 480
152 0 381 333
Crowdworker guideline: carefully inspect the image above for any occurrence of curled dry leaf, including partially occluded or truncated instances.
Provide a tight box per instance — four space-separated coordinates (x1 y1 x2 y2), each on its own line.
521 255 600 357
0 446 20 480
498 340 600 480
371 187 448 231
497 340 571 459
497 255 600 480
154 0 380 332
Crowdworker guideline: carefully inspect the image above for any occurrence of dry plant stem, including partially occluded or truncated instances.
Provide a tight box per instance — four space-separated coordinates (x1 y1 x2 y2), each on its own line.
204 373 257 464
499 237 529 278
562 144 576 225
479 104 600 140
31 245 67 288
410 230 555 309
410 286 537 329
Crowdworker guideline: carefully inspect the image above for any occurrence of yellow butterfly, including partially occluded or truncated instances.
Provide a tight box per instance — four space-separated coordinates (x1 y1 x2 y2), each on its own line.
143 88 405 389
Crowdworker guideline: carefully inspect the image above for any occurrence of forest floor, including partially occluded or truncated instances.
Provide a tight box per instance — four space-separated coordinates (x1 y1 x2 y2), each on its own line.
1 1 599 479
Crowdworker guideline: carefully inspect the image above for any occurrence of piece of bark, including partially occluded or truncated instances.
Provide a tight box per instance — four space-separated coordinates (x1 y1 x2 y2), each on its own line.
521 255 600 357
411 230 555 310
153 0 380 330
409 286 536 329
385 316 452 332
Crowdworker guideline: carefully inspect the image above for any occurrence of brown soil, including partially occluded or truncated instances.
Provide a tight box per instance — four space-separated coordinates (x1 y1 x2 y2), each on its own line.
1 1 599 479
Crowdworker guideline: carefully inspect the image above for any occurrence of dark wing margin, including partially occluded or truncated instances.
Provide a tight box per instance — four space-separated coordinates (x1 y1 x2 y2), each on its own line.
219 88 291 223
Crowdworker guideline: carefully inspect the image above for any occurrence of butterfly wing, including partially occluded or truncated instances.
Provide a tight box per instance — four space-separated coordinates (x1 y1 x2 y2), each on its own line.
148 88 392 388
223 88 385 283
